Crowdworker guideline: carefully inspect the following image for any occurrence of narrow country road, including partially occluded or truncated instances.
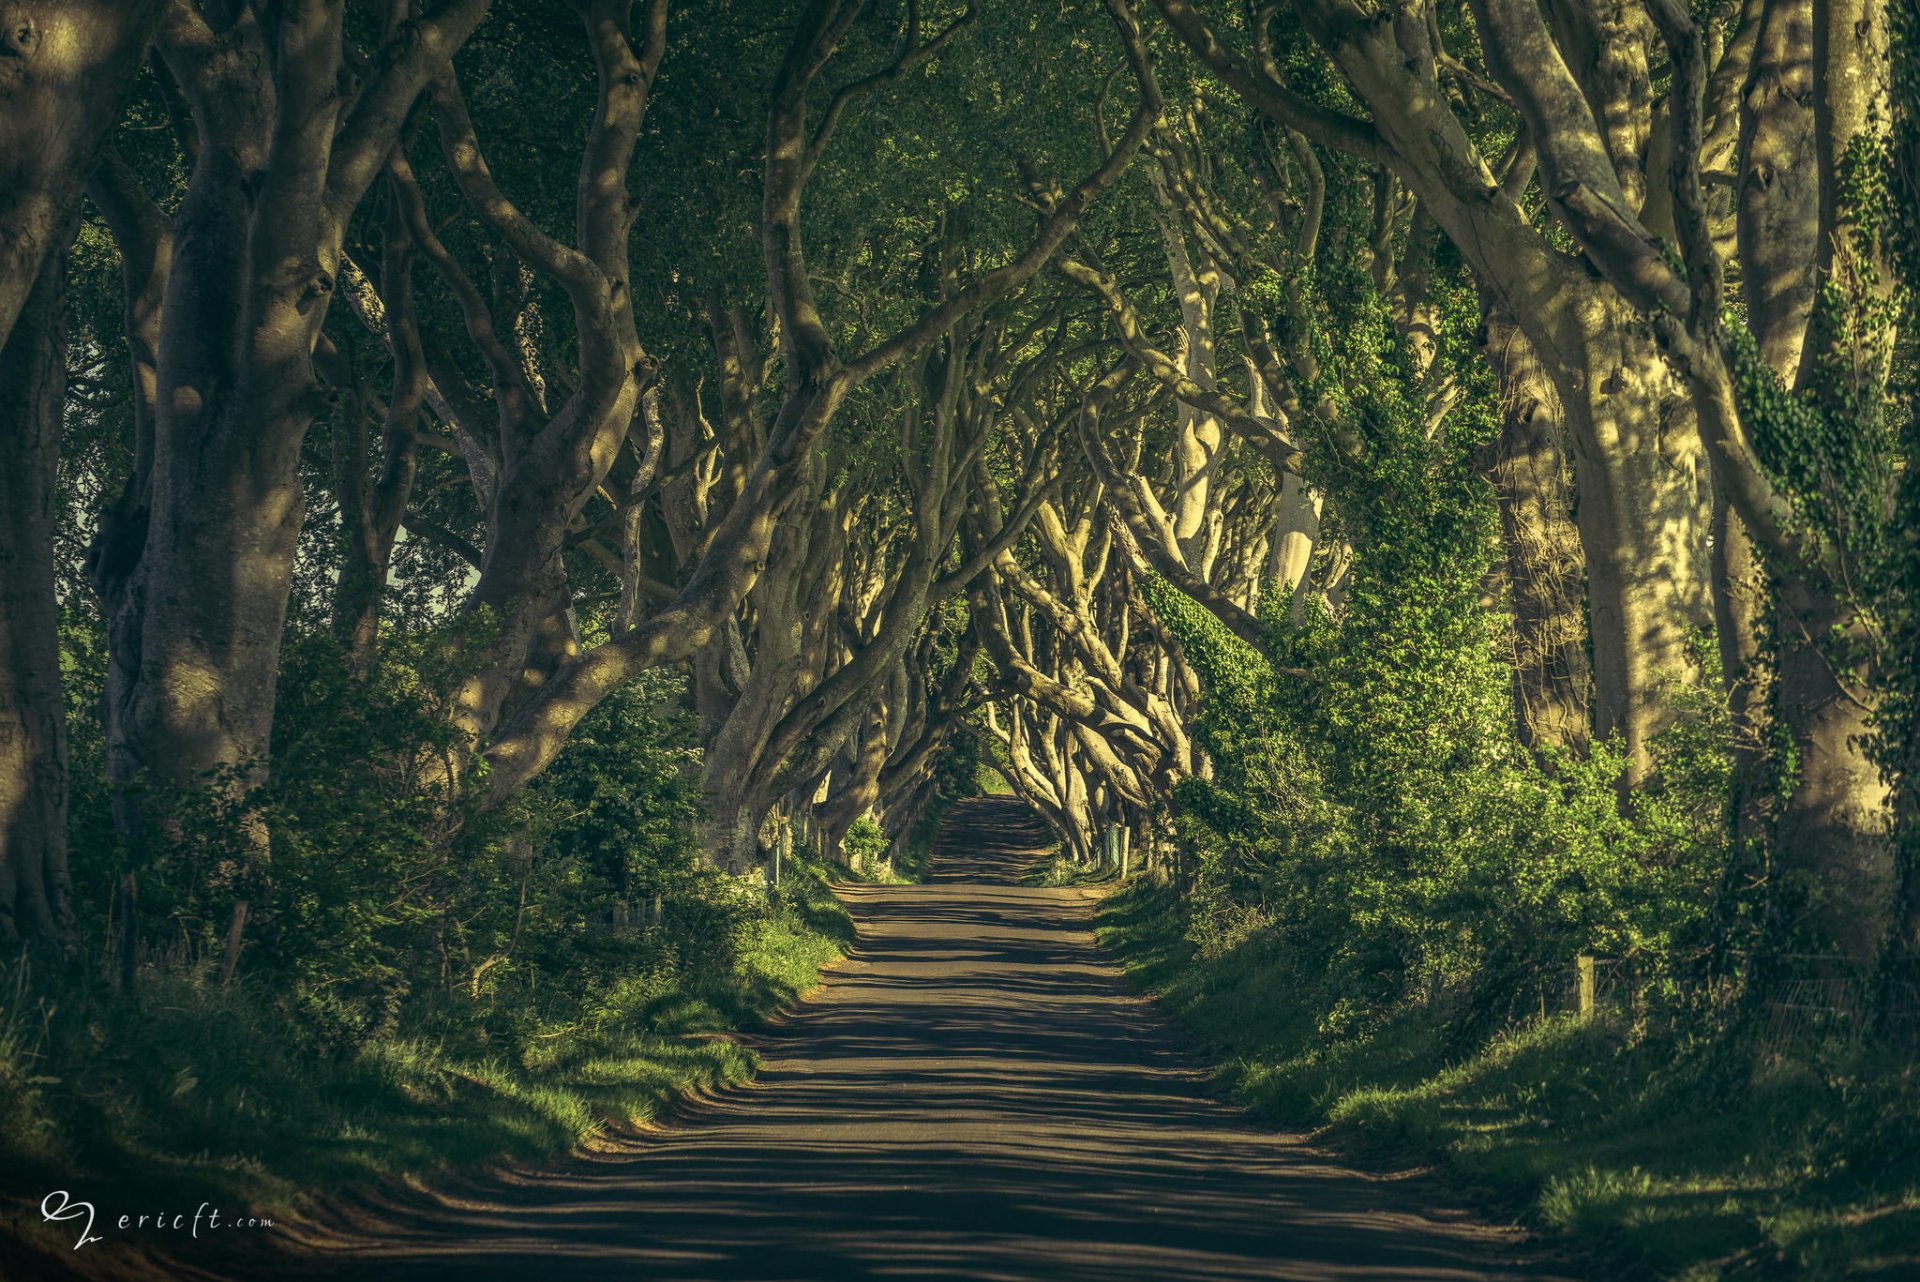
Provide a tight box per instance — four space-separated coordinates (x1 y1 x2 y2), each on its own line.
292 797 1576 1281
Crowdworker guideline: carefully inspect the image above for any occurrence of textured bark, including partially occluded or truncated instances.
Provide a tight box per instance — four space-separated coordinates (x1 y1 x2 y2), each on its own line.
0 0 162 351
0 246 70 945
90 1 489 872
1481 310 1593 755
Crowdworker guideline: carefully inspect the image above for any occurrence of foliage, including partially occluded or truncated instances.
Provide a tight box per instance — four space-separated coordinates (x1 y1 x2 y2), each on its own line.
3 641 851 1260
1098 882 1920 1281
1146 272 1734 1040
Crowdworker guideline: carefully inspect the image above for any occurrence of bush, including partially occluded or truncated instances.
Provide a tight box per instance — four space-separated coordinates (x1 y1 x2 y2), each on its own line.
1147 278 1734 1040
2 638 852 1247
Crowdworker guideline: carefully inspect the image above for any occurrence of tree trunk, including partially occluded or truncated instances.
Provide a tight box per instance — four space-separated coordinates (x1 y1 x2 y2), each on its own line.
106 410 309 834
1549 292 1714 781
0 0 162 942
0 0 161 351
1267 473 1321 625
1481 308 1593 755
1709 489 1771 882
1727 0 1892 959
1772 589 1893 956
0 244 70 945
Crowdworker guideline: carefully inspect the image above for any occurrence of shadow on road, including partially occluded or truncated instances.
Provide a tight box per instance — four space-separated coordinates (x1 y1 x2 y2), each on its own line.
284 796 1577 1282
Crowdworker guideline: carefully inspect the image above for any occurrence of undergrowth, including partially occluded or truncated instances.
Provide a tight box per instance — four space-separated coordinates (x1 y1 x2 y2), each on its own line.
0 858 850 1272
0 654 855 1275
1097 881 1920 1280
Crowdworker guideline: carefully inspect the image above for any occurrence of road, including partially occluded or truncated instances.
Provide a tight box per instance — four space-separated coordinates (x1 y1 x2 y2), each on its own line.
292 796 1574 1281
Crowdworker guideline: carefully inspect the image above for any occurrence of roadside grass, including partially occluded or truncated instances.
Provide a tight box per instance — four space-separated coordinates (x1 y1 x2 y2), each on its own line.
0 859 852 1273
834 794 969 885
1022 851 1111 887
1096 880 1920 1281
837 850 925 886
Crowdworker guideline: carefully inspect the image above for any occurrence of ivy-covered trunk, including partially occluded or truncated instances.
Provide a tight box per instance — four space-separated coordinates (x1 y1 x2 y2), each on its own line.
1480 307 1593 755
1546 290 1714 783
1773 591 1891 953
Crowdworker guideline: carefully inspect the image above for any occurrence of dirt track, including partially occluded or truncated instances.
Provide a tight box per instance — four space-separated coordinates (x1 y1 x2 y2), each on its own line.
284 796 1576 1281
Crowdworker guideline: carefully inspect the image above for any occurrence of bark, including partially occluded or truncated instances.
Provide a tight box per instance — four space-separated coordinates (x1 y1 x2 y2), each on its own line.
1481 308 1593 755
1739 0 1820 378
0 0 162 351
428 0 663 756
1146 149 1228 576
332 168 428 670
1710 487 1770 866
1559 339 1712 782
0 0 162 947
92 1 489 874
0 244 70 945
698 466 844 870
816 696 893 862
1267 472 1321 625
1772 590 1890 955
1883 0 1920 974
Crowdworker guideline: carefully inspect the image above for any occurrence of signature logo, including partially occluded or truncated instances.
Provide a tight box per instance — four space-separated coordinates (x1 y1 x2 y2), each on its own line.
41 1191 103 1250
39 1191 273 1251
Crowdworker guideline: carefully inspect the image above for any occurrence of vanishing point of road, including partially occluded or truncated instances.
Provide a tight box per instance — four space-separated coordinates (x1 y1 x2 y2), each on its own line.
293 796 1576 1281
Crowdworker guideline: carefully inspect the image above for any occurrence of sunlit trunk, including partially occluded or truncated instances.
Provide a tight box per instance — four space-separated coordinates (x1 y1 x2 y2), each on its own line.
1550 293 1713 782
1481 309 1593 755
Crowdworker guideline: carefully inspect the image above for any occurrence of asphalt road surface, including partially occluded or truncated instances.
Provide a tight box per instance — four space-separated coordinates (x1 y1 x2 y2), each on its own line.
289 796 1576 1282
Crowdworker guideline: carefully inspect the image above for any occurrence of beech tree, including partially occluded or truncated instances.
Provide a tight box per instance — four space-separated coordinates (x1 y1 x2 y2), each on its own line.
10 0 1912 1053
85 0 492 879
1150 0 1717 784
0 0 163 943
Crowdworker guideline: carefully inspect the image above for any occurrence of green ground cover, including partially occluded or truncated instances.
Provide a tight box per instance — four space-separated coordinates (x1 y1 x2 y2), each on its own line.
1098 881 1920 1281
0 859 851 1274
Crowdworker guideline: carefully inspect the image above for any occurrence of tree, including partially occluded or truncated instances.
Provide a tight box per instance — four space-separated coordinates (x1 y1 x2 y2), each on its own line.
1150 0 1716 785
0 0 164 945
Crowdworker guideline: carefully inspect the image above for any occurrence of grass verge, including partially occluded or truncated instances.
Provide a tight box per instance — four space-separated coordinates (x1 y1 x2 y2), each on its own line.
1096 880 1920 1281
1022 850 1108 887
0 859 853 1277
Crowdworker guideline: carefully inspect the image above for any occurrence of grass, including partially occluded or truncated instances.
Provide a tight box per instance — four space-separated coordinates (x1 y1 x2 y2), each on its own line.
1022 850 1112 887
0 859 853 1275
1095 880 1920 1281
838 793 976 885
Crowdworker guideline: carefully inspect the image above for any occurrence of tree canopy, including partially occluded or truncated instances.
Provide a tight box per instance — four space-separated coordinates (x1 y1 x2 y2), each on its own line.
0 3 1915 1260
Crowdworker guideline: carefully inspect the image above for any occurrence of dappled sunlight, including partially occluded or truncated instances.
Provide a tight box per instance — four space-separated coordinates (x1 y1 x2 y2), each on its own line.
283 800 1566 1282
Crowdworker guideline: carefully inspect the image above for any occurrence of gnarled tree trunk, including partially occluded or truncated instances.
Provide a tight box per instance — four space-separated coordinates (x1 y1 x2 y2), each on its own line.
0 246 70 945
1481 307 1593 755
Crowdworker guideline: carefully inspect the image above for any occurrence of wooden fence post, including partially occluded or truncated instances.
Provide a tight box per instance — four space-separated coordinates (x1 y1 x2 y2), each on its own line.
1576 954 1597 1020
